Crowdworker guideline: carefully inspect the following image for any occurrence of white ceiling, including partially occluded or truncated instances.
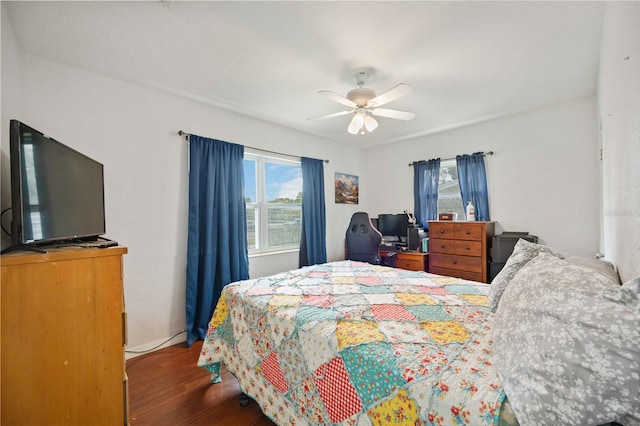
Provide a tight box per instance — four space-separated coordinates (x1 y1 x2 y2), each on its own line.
4 1 604 148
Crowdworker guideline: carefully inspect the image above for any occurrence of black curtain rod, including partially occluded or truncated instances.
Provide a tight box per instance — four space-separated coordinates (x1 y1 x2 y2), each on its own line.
177 130 329 164
408 151 494 167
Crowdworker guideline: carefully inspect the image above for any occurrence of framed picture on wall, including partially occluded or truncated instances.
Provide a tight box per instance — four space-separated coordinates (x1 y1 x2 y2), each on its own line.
335 172 359 204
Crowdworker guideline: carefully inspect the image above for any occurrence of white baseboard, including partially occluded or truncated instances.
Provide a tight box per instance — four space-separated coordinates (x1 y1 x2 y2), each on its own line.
125 332 187 360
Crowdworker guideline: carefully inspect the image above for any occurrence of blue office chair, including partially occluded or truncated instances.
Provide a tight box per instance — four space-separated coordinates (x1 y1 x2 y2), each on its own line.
345 212 382 264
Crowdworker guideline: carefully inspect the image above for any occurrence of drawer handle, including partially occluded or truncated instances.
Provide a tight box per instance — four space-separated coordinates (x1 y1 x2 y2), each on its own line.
465 245 470 250
439 229 445 233
440 244 446 249
452 259 458 265
465 230 470 235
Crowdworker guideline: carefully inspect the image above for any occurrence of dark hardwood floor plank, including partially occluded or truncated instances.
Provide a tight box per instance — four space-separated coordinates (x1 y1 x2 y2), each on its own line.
127 341 275 425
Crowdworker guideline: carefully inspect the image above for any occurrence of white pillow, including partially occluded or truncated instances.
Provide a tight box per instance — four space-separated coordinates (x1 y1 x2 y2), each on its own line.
564 255 621 285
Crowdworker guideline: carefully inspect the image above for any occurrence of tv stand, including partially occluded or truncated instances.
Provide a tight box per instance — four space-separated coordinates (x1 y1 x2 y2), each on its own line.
0 244 47 255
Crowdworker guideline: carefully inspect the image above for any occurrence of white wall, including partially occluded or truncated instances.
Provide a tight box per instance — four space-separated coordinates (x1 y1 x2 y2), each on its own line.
1 21 364 352
1 4 22 249
361 97 600 258
598 1 640 282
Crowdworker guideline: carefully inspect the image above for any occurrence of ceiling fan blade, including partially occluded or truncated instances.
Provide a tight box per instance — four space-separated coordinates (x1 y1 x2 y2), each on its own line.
319 90 357 108
307 110 352 120
370 108 416 120
366 83 413 108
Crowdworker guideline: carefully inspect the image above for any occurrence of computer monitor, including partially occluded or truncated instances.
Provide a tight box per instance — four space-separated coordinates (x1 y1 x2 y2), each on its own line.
377 214 410 243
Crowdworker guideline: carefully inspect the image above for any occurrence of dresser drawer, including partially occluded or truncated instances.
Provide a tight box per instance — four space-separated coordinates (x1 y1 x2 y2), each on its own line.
453 223 483 241
395 252 426 271
429 266 484 283
429 222 455 239
454 240 483 257
429 238 455 254
429 253 483 273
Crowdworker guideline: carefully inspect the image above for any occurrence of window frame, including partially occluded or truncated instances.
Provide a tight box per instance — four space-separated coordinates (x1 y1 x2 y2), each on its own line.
244 151 302 256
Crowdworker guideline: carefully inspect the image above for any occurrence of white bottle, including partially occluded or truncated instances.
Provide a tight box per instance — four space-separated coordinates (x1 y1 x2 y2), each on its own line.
466 201 475 221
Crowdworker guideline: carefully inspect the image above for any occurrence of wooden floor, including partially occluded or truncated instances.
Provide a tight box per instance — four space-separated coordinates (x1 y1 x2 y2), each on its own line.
127 340 276 425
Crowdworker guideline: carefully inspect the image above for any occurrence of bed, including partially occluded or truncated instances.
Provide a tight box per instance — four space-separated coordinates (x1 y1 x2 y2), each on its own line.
197 240 640 426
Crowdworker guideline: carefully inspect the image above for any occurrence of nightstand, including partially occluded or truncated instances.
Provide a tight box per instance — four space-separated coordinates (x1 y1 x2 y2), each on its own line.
380 249 428 272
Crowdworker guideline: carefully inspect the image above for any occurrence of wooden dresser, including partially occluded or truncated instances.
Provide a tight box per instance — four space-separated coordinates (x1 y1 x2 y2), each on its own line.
1 246 129 425
428 221 495 283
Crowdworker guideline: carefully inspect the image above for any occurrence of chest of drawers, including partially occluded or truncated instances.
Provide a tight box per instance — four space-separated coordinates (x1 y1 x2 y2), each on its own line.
1 247 129 425
428 221 495 283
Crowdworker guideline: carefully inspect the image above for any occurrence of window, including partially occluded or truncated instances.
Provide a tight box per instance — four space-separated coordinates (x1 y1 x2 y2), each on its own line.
437 159 465 220
244 154 302 253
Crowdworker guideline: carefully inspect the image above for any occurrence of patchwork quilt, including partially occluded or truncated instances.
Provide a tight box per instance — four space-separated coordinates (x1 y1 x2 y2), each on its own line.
197 261 508 425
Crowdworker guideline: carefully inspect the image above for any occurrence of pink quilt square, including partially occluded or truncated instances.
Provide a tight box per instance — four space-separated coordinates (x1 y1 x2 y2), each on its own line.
371 304 417 321
313 357 363 422
356 276 383 285
260 351 288 393
416 285 451 295
303 294 334 307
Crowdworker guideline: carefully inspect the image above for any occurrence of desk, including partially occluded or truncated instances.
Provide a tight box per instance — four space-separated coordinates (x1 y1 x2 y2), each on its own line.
380 249 428 272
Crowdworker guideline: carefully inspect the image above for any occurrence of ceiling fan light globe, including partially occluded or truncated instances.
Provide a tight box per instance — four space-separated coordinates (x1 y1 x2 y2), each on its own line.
364 115 378 132
347 124 361 135
348 114 364 134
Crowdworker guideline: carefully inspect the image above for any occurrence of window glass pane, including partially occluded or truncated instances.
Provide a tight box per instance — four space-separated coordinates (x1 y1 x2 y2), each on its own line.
265 162 302 204
243 159 257 203
246 205 257 250
267 205 301 247
438 160 465 220
265 162 301 249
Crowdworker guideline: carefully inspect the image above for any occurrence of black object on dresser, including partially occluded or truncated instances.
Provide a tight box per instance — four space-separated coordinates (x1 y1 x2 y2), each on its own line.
489 232 538 281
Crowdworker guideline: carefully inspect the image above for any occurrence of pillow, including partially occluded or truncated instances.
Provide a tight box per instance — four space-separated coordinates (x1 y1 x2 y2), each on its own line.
492 253 640 426
488 238 567 312
565 255 621 285
616 275 640 311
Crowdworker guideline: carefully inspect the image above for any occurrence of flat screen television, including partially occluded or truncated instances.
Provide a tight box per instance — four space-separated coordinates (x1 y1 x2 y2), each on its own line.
377 213 410 243
3 120 106 252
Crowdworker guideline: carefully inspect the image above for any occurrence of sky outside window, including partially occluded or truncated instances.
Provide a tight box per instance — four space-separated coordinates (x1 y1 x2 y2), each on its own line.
243 159 301 202
265 162 301 201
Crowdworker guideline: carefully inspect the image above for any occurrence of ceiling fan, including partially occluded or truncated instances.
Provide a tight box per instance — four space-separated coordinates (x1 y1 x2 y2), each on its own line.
309 72 415 135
